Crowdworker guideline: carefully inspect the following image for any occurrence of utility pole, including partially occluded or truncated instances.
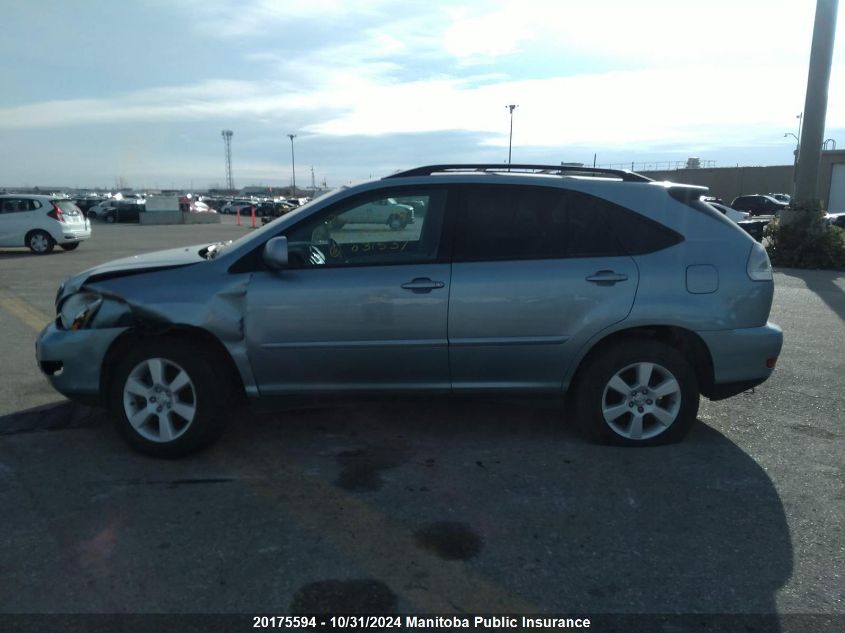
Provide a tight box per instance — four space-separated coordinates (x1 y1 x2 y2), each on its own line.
221 130 234 192
793 0 838 208
506 105 518 165
287 133 297 195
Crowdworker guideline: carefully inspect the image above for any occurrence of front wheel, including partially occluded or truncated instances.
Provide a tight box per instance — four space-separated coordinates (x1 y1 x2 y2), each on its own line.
573 340 699 446
110 338 231 457
104 213 116 223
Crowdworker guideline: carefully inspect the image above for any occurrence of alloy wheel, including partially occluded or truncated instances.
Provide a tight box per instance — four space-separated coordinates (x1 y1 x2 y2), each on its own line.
601 361 682 440
122 358 197 443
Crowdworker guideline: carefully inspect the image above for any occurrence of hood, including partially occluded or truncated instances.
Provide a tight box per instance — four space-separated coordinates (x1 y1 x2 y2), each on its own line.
58 244 208 302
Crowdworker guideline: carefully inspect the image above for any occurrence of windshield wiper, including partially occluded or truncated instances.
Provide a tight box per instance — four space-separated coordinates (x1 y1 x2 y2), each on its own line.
204 241 232 260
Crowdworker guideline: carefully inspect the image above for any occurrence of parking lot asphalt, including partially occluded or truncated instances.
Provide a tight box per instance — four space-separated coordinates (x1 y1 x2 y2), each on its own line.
0 217 842 625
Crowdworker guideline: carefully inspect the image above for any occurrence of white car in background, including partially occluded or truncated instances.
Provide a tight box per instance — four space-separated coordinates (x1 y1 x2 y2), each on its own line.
221 201 255 215
0 194 91 253
331 197 415 230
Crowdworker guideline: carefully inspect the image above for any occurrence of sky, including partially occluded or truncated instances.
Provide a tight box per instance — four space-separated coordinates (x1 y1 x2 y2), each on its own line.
1 0 844 190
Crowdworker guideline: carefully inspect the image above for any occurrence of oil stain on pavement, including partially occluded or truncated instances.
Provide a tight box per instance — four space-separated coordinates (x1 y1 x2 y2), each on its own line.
289 579 398 614
789 423 840 441
334 445 411 492
414 521 483 561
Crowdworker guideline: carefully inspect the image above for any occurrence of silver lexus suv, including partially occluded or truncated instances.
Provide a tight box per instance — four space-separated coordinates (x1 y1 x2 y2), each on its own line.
35 164 783 456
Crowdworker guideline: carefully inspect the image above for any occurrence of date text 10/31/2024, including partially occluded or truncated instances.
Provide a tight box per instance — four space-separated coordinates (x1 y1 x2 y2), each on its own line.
252 615 592 629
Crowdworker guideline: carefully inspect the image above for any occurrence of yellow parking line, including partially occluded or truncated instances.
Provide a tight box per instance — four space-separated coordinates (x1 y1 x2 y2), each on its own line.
222 446 538 614
0 291 52 333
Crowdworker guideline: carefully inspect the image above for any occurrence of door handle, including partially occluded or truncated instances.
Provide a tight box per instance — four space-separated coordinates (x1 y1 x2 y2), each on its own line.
586 270 629 285
401 278 445 293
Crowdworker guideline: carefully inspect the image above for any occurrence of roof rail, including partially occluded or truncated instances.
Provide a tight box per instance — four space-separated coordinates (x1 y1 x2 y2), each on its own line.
386 164 652 183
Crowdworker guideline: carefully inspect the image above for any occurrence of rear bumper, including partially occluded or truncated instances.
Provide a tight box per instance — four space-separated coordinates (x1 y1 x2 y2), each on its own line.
697 322 783 399
55 225 91 244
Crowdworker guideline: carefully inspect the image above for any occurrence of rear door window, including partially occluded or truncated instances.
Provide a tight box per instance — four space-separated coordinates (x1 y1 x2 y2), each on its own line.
453 185 681 261
453 186 570 261
0 198 30 213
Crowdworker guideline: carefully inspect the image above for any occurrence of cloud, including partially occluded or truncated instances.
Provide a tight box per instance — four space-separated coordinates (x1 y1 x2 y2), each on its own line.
2 0 844 186
307 62 845 148
0 79 323 129
3 58 843 158
163 0 392 38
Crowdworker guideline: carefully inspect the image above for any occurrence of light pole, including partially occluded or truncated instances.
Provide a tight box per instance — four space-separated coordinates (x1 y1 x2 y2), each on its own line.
785 111 802 187
287 133 297 195
221 130 234 192
785 132 799 183
506 104 518 165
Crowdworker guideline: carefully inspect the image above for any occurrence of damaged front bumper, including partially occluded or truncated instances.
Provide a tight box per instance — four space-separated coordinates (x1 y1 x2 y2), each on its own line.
36 321 128 405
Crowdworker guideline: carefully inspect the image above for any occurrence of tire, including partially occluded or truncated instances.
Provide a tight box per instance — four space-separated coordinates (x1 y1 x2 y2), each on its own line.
104 213 116 223
572 339 699 446
110 338 232 457
61 242 80 251
26 230 55 254
388 214 406 231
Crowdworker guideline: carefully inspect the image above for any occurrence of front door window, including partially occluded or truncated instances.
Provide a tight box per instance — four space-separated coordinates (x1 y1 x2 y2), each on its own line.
284 190 445 267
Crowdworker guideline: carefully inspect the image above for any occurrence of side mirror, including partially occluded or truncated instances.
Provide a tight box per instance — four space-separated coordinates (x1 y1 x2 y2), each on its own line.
262 236 289 270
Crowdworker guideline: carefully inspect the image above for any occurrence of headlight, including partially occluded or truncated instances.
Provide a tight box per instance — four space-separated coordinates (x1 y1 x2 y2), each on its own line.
60 292 103 330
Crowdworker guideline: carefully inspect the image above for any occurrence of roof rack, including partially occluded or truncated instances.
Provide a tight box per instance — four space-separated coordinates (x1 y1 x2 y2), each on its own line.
386 164 652 183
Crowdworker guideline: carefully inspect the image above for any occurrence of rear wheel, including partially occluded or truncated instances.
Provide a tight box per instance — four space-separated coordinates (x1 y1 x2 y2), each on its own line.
61 242 80 251
110 338 232 457
26 230 55 254
573 339 699 446
388 214 406 230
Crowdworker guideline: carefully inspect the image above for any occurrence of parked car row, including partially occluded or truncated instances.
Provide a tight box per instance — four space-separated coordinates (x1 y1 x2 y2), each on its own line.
703 200 768 242
0 191 229 252
221 198 303 216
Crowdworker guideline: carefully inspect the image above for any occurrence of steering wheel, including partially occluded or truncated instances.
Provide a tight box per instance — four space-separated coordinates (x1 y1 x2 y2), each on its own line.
327 238 347 263
307 239 347 266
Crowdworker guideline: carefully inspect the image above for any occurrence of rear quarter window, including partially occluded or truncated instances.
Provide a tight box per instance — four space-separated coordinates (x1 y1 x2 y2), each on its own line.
568 190 683 256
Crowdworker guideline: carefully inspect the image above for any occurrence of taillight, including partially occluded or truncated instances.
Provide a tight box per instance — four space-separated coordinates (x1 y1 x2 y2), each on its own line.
48 203 65 223
747 242 773 281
